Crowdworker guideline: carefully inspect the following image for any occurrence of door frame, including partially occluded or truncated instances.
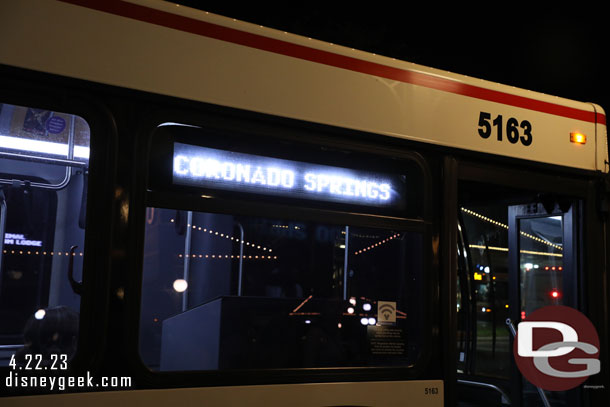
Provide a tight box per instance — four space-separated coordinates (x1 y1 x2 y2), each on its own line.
453 158 591 406
508 202 580 407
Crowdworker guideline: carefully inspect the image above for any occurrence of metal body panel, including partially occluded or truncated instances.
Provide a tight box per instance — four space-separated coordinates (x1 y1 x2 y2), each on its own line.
0 0 606 172
2 380 444 406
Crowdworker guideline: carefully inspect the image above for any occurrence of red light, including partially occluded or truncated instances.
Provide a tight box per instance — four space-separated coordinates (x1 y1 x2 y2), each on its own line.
550 290 560 299
521 311 526 320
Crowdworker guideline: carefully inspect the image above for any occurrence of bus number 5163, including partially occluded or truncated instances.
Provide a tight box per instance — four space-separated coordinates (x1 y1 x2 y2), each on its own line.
478 111 533 146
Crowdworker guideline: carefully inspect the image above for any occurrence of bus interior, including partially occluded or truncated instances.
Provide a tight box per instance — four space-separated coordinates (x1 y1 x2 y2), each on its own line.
0 102 89 367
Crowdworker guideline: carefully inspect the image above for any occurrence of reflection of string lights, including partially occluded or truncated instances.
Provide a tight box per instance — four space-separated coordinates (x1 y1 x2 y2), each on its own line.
519 232 562 251
3 249 83 256
178 253 278 260
521 249 562 258
291 295 312 314
352 233 382 239
288 295 321 317
469 244 563 258
272 224 301 230
461 208 563 251
354 233 401 255
170 219 272 252
469 244 508 252
461 208 508 229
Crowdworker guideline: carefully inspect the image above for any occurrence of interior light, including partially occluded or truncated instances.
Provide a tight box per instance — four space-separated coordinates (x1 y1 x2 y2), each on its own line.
570 132 586 144
0 135 90 159
34 309 46 320
173 279 188 292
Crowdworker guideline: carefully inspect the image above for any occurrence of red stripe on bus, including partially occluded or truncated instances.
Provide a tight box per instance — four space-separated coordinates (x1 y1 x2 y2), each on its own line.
60 0 606 126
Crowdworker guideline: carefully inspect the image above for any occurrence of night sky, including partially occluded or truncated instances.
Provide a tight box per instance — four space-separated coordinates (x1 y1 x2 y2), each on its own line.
172 3 608 115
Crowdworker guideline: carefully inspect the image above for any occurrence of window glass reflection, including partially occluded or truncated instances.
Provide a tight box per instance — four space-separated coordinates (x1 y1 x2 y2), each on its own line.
139 208 423 371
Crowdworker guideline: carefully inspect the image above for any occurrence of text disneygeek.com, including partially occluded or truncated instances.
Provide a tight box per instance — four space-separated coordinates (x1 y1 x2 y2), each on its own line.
5 371 132 391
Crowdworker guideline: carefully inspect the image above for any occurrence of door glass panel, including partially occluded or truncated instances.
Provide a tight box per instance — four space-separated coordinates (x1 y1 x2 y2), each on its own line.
518 215 567 407
519 216 564 318
460 205 510 380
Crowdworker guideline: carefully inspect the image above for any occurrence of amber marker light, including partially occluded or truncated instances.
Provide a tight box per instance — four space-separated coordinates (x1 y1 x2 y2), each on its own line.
570 132 587 144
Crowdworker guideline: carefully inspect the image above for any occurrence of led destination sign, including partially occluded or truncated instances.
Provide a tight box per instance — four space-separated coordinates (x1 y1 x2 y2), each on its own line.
173 143 406 209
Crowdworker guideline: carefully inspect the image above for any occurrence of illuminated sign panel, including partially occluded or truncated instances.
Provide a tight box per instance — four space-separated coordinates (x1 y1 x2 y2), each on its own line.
173 143 406 209
3 233 43 247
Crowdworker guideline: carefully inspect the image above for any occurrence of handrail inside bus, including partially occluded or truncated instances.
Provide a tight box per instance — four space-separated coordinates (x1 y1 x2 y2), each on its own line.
457 379 511 405
0 114 86 190
0 191 6 280
506 318 551 407
236 222 245 296
181 211 193 311
0 151 88 168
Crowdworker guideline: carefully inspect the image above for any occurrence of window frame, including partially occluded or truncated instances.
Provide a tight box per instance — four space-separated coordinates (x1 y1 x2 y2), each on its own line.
132 105 438 387
0 70 117 384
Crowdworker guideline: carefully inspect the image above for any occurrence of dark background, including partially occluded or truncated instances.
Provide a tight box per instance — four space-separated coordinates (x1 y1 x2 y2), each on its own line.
170 3 608 114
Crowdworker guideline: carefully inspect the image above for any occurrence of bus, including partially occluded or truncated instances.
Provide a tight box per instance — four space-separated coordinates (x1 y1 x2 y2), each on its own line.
0 1 607 406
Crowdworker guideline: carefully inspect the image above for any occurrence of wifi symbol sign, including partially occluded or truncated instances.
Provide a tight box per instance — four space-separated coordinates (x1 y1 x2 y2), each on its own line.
378 301 396 323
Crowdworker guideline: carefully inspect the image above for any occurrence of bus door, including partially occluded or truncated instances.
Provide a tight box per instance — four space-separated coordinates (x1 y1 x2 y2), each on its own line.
457 181 580 407
506 202 579 407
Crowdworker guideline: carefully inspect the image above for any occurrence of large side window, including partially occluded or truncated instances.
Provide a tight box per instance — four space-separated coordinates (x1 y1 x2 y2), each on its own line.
140 209 423 371
0 102 90 367
139 123 427 373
